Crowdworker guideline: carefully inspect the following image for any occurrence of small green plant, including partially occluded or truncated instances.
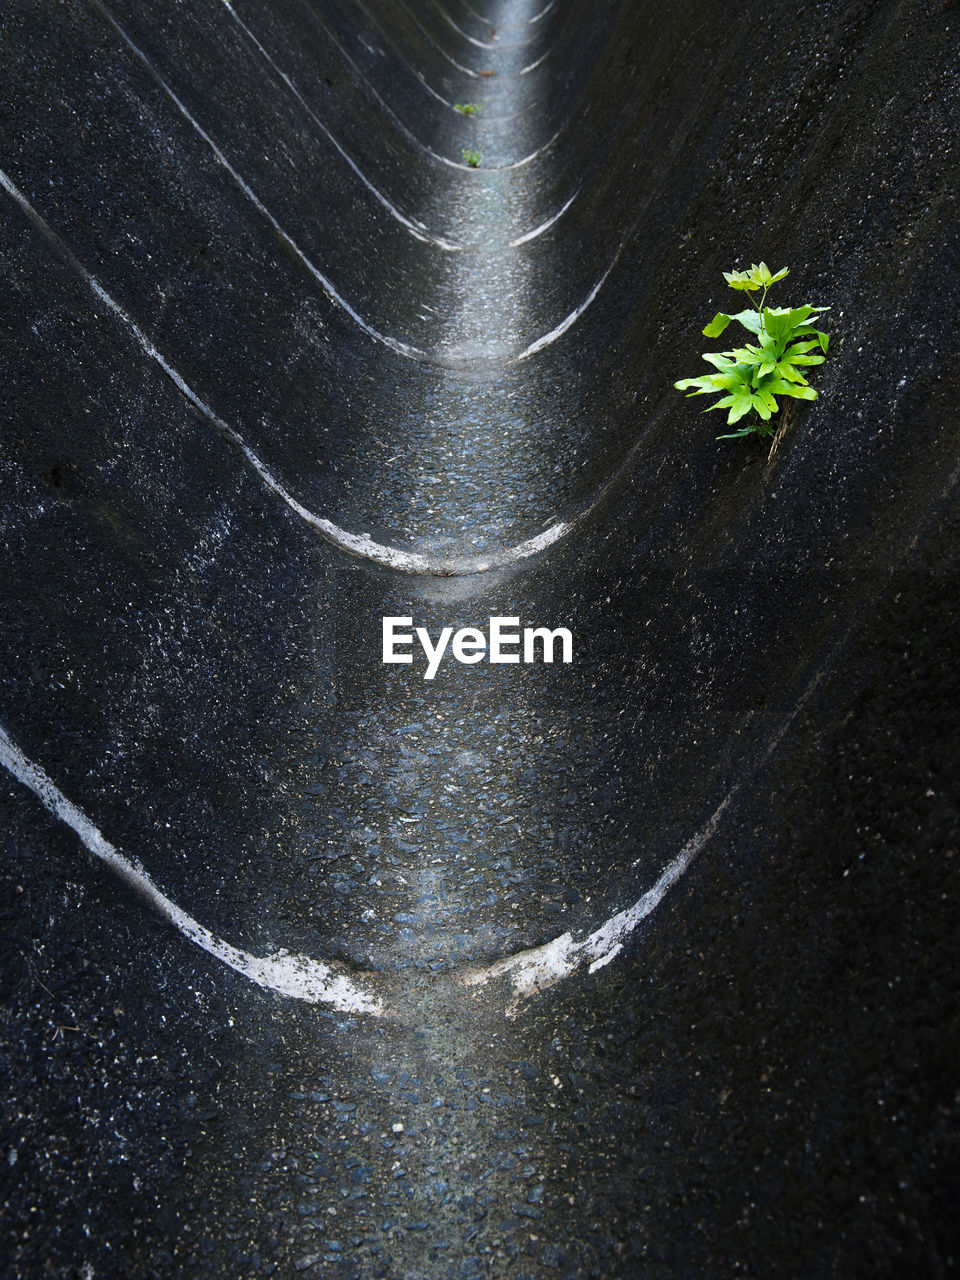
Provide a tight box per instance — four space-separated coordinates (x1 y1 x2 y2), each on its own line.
461 148 482 167
454 102 480 114
674 262 829 439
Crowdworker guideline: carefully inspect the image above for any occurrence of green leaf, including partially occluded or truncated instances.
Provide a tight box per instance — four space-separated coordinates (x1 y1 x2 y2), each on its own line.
722 270 761 292
703 309 764 338
765 379 818 401
676 265 829 443
709 372 751 391
701 351 739 370
792 325 830 349
787 353 825 367
722 346 764 364
755 386 779 415
726 399 754 424
703 312 734 337
707 387 756 424
724 262 790 293
785 339 821 355
769 339 825 384
762 305 817 349
674 375 719 393
730 309 764 336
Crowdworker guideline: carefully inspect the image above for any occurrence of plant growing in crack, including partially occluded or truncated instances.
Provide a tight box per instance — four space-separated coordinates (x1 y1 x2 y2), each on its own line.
461 148 482 167
454 102 481 114
674 263 829 440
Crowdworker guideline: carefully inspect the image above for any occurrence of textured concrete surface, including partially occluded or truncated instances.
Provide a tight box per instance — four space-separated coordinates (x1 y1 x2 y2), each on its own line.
1 0 959 1275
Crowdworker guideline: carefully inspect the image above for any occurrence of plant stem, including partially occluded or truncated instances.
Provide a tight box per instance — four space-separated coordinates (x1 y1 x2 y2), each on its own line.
753 283 770 338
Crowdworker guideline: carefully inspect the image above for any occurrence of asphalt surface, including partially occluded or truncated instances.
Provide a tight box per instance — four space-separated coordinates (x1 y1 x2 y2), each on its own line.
2 0 960 1276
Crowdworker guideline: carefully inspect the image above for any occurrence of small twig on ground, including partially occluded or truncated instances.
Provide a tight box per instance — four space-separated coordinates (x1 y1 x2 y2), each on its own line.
767 402 794 462
51 1025 82 1042
21 950 55 997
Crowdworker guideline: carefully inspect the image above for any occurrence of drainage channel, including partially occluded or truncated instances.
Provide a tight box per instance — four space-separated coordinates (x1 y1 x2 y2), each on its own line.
0 0 662 1005
3 0 960 1276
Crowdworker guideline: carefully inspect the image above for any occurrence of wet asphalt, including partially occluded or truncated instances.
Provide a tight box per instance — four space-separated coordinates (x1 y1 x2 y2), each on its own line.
2 0 960 1275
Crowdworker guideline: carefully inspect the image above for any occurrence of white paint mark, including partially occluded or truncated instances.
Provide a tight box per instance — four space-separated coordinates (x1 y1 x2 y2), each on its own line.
519 45 552 76
0 170 594 575
346 0 479 100
514 243 623 360
44 9 609 359
6 452 958 1015
530 0 558 24
463 671 828 1005
463 445 960 1007
438 12 502 50
92 3 431 362
368 0 481 78
219 1 465 250
434 2 539 51
492 122 565 172
588 943 621 973
508 186 579 246
297 15 474 173
230 0 559 181
0 725 382 1014
0 169 427 568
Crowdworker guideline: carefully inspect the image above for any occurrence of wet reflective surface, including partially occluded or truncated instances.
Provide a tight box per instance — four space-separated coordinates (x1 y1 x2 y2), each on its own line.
2 0 960 1274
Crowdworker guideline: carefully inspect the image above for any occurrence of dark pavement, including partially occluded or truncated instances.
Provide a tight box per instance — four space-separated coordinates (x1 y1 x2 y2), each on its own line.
2 0 959 1275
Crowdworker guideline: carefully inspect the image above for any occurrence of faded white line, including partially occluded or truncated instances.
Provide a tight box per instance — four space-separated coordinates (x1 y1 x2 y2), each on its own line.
0 648 821 1020
92 2 431 362
437 11 504 49
367 0 484 78
519 45 552 75
508 187 579 246
345 0 479 94
51 9 598 354
9 455 957 1016
0 169 432 570
239 1 557 174
219 0 464 251
514 242 623 360
0 170 596 575
464 445 960 1008
434 2 538 52
300 12 477 172
463 670 826 1005
530 0 558 23
0 725 383 1014
492 121 564 171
